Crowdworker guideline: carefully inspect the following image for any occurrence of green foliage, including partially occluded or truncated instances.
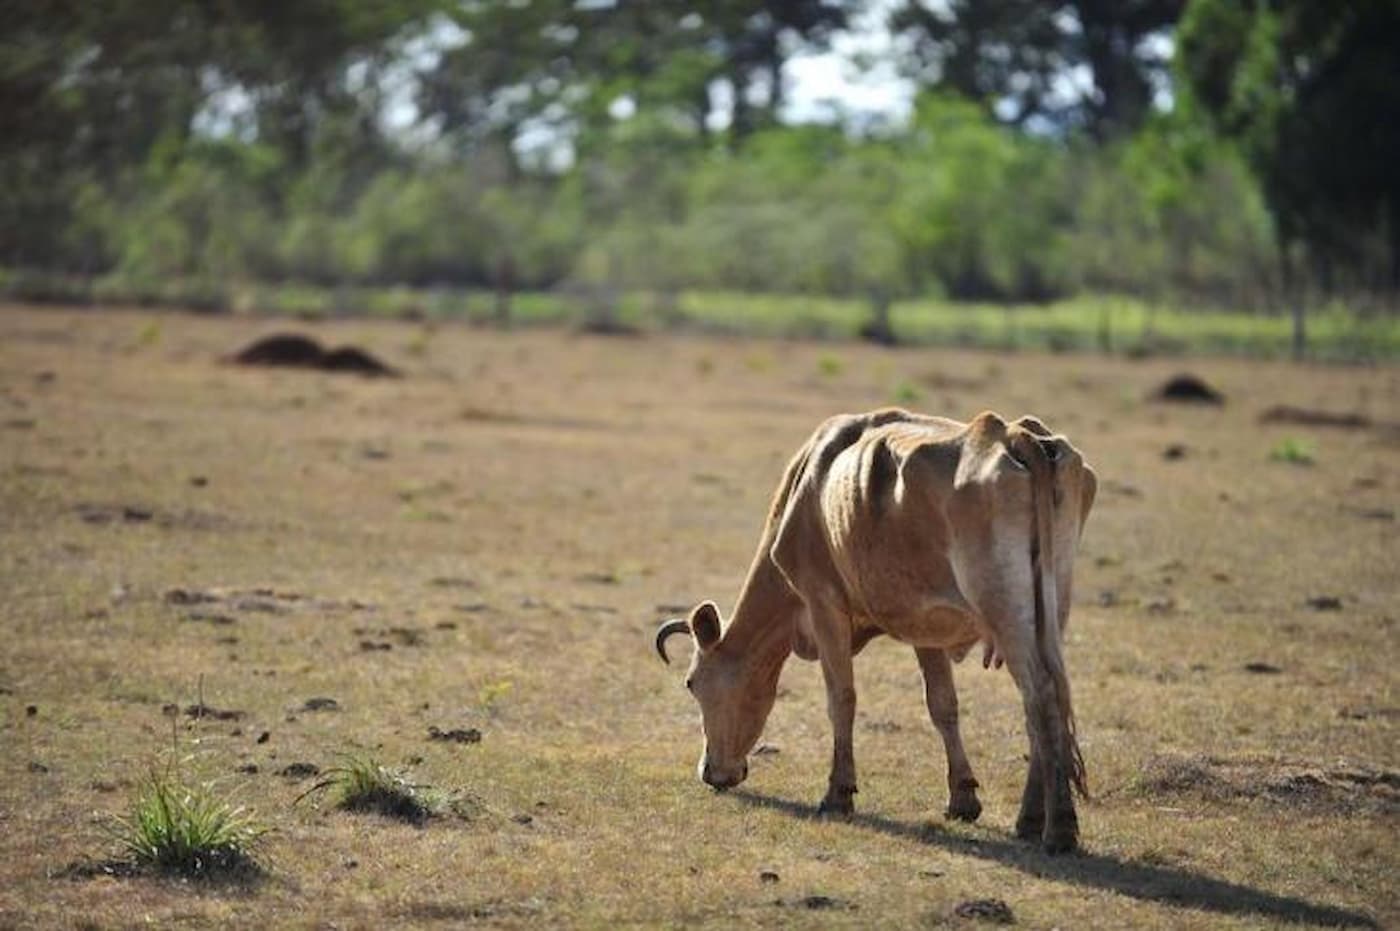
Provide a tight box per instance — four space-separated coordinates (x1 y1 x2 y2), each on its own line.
1178 0 1400 291
890 0 1180 138
111 766 266 878
892 95 1070 300
1068 119 1276 304
107 141 282 283
4 0 1396 328
1268 437 1315 466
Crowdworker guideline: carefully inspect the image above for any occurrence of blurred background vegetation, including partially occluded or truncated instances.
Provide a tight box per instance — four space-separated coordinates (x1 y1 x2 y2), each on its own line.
3 0 1397 358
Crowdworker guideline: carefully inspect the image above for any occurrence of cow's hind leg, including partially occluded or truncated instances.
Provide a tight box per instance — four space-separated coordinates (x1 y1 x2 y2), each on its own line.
979 605 1077 853
1004 645 1078 853
1014 746 1046 840
915 647 981 822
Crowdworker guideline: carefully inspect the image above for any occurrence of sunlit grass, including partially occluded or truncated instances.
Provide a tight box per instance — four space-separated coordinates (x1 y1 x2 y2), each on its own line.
4 305 1395 927
4 268 1395 360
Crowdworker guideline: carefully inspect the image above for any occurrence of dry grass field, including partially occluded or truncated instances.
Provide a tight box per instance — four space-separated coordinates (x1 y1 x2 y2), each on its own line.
1 304 1396 929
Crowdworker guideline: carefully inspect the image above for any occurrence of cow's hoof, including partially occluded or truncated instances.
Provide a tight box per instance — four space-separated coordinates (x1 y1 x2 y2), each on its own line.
817 792 855 818
945 794 982 823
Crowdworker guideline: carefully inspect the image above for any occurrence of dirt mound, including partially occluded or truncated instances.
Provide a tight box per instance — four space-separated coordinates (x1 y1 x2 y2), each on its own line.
1151 373 1225 405
1259 405 1371 429
233 334 323 366
320 346 395 375
1135 754 1400 814
230 333 398 377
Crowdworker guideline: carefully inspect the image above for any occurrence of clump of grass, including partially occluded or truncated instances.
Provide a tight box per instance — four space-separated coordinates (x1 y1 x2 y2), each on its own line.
891 380 923 405
133 320 163 349
744 351 773 373
111 767 266 879
1269 437 1315 465
303 755 434 825
404 327 433 357
478 678 513 713
816 353 844 377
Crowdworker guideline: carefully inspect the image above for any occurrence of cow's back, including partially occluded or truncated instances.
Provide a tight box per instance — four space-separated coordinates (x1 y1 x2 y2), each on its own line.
772 409 1094 650
769 410 978 649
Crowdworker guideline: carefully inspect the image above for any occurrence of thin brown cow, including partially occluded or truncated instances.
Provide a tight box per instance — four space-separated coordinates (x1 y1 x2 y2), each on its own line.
656 408 1097 853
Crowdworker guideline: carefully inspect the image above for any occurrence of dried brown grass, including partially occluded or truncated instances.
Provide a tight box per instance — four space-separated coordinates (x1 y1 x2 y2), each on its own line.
0 304 1395 929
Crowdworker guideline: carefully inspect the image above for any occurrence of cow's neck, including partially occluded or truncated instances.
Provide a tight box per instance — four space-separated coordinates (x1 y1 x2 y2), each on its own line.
721 555 799 687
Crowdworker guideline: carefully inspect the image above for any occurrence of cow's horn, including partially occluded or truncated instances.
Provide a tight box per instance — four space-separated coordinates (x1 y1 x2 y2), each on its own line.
655 618 691 665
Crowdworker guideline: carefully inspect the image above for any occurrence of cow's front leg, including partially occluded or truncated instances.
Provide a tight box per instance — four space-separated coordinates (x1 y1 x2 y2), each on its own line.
916 647 981 822
816 639 858 817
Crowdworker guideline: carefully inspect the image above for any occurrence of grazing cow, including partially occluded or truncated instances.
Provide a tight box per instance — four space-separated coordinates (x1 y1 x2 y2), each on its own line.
655 409 1097 853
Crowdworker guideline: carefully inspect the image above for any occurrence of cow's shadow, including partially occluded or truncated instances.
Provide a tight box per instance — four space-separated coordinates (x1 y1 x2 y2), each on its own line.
729 790 1377 928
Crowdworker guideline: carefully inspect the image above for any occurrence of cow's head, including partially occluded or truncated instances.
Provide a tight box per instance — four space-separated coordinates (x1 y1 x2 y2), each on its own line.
655 601 774 791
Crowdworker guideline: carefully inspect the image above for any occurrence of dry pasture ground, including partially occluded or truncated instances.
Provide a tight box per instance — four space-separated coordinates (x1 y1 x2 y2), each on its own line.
0 304 1396 929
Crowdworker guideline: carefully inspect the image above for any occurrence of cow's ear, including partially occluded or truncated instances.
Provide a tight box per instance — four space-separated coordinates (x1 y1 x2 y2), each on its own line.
689 601 722 651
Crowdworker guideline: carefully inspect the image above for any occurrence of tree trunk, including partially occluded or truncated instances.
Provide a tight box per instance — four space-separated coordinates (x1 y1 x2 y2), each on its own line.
728 72 753 147
1291 293 1306 361
858 289 896 346
1279 240 1306 360
766 51 784 123
494 254 514 327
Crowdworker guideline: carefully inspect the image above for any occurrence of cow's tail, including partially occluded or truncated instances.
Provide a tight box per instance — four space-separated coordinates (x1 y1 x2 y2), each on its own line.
1018 430 1088 800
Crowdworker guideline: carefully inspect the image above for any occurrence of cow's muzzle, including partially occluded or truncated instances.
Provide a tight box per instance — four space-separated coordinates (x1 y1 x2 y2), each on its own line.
700 759 748 791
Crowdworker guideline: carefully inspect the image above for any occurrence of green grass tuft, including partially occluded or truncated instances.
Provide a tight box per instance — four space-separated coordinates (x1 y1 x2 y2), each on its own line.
133 320 162 348
304 755 435 825
111 767 265 879
1268 437 1315 465
891 380 923 405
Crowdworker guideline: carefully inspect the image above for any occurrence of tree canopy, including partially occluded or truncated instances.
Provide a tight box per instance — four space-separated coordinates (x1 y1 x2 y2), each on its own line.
1 0 1395 312
1178 0 1400 291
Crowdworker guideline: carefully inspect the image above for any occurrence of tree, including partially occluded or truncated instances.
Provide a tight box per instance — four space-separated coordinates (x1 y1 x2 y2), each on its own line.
0 0 440 269
1178 0 1400 292
890 0 1184 139
1178 0 1400 355
417 0 864 160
